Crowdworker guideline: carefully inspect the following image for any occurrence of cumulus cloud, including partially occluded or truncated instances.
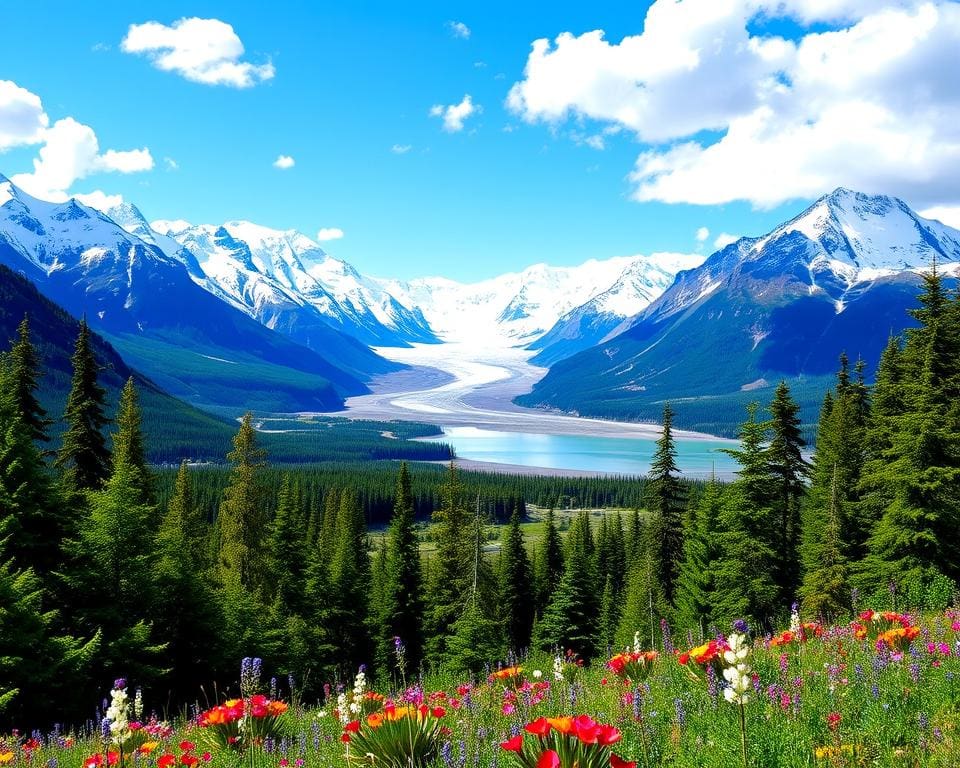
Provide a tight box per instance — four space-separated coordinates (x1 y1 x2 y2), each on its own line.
316 227 344 241
391 143 412 154
507 1 960 211
448 21 471 39
0 80 49 150
430 95 480 133
75 190 125 212
273 154 295 169
696 226 710 242
121 17 275 88
714 232 740 249
11 116 153 201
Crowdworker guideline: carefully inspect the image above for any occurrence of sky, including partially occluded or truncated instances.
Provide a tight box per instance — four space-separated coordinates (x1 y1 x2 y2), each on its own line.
1 0 959 281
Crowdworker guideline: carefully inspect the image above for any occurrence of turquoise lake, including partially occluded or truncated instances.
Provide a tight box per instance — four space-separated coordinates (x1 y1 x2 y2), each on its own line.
428 426 741 477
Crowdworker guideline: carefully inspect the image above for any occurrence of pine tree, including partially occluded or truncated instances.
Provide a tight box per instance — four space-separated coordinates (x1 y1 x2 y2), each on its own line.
7 315 50 444
217 413 269 596
535 512 598 657
674 478 724 634
56 320 110 491
533 507 564 617
766 381 810 599
647 403 686 604
153 461 222 698
112 378 153 505
799 465 850 620
425 463 472 662
499 505 534 654
615 523 667 650
328 489 371 673
377 462 424 673
267 473 308 617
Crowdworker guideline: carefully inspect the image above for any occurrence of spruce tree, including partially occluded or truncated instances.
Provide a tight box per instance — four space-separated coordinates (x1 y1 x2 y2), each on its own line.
112 378 153 505
674 478 724 634
647 403 685 604
533 507 564 618
799 465 850 620
56 320 110 491
328 489 371 673
615 522 667 650
266 473 308 617
7 315 50 444
425 463 472 662
766 381 810 599
378 462 424 672
499 505 534 654
217 413 269 596
535 512 598 657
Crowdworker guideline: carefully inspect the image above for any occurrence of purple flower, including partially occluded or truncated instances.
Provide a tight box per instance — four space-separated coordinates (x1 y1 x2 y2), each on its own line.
113 678 126 690
733 619 749 634
100 718 112 742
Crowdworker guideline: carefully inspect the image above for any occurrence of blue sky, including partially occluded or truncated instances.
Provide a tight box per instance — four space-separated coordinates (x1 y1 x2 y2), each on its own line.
1 1 958 281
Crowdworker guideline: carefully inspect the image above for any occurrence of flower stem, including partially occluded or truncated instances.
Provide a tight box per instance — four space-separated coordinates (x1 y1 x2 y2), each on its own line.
738 700 748 768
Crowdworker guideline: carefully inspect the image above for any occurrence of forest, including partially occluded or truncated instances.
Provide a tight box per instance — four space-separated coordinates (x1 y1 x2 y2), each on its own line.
0 264 958 733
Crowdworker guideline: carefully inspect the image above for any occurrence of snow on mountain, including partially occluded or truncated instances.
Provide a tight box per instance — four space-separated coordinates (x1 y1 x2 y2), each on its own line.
379 256 644 345
528 252 704 365
148 218 437 346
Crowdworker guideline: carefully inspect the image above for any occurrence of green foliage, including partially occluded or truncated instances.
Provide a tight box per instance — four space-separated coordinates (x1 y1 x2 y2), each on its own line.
647 403 685 605
55 320 111 491
499 506 534 654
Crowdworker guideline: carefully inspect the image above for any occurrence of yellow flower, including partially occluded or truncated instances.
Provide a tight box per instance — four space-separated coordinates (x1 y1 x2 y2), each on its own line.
0 751 14 765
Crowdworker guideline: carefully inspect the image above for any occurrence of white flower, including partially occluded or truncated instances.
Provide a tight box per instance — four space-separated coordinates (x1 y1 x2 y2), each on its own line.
553 656 564 681
633 631 641 654
317 710 327 719
532 670 542 679
790 607 801 637
336 692 349 724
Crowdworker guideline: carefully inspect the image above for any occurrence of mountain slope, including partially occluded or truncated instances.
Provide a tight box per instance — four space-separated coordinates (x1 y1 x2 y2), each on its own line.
0 174 394 412
147 217 437 347
0 262 236 462
518 189 960 436
527 252 704 365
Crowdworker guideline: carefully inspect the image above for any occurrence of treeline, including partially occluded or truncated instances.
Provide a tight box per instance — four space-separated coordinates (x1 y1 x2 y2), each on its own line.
1 265 959 731
153 463 655 530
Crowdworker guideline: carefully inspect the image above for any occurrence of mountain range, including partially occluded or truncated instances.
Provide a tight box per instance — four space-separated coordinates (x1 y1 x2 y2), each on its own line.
4 169 959 439
517 188 960 435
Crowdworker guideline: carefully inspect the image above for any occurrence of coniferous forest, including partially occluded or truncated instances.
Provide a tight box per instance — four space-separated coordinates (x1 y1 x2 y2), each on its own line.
1 267 959 764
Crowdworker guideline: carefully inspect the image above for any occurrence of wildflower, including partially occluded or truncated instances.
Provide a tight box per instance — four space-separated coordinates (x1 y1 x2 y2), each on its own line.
826 712 841 732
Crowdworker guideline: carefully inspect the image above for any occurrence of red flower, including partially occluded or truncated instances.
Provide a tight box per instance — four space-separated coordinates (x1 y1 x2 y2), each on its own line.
827 712 842 732
610 755 636 768
179 742 195 752
524 717 551 737
500 735 524 752
344 720 361 733
158 754 176 768
597 724 622 747
537 750 561 768
180 755 199 767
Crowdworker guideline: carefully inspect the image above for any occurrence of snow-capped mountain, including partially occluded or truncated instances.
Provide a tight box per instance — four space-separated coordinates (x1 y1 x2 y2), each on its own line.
144 217 437 347
518 188 960 435
0 174 396 412
380 256 668 346
528 252 704 365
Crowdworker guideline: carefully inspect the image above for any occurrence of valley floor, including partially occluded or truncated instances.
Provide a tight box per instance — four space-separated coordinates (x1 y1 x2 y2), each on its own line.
320 342 724 441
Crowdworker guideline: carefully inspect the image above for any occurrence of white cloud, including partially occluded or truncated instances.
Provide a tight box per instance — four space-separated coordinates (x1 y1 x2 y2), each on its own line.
11 116 153 201
508 1 960 211
273 154 295 169
164 156 179 170
920 205 960 229
0 80 49 150
714 232 740 249
448 21 471 39
121 17 275 88
696 226 710 242
316 227 344 241
430 94 480 133
75 190 124 212
391 144 412 154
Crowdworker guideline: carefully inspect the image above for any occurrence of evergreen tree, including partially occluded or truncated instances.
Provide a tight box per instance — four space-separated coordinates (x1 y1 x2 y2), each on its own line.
766 381 810 598
535 512 598 657
328 489 371 673
7 315 50 444
266 473 308 617
615 523 667 650
674 478 724 634
799 465 850 620
499 505 534 654
56 320 110 491
533 507 564 617
425 463 472 662
217 413 269 596
647 403 685 604
112 378 153 504
377 462 424 673
153 461 222 698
